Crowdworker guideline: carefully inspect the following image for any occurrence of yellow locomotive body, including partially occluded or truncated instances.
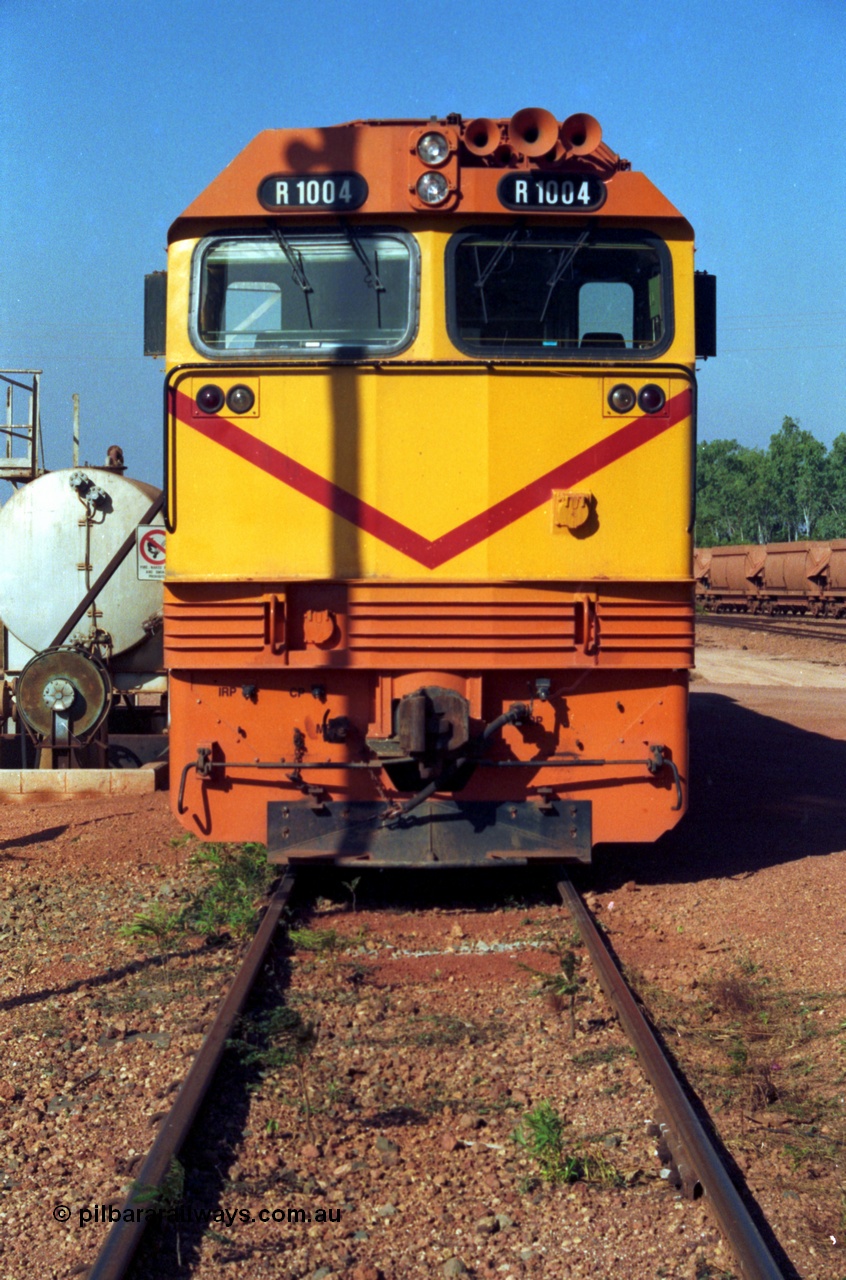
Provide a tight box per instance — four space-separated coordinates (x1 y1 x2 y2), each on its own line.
159 110 711 865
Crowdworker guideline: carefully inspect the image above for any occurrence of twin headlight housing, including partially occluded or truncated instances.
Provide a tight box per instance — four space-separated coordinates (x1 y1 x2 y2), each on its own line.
415 131 451 205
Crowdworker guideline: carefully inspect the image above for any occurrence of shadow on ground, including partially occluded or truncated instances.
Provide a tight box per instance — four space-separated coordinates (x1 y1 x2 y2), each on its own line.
287 688 846 908
589 687 846 892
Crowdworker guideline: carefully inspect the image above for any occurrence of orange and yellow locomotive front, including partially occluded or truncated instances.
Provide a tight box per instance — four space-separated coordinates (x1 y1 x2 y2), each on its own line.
162 110 702 865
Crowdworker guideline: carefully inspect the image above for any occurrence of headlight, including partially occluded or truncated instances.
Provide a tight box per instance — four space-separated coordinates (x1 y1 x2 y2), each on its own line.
417 131 450 165
608 384 637 414
638 384 666 413
226 384 255 414
196 384 225 414
416 171 450 205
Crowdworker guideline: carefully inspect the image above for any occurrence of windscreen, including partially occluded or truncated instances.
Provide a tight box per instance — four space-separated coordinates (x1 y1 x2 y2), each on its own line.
194 229 418 357
447 227 671 358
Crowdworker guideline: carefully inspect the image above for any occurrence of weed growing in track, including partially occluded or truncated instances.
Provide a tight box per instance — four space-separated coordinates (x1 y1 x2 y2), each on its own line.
513 1100 625 1188
288 926 340 954
228 1005 319 1142
513 1100 566 1182
184 843 274 940
341 876 361 912
119 843 275 957
288 924 375 990
521 931 584 1037
131 1157 186 1214
118 904 186 951
630 955 846 1255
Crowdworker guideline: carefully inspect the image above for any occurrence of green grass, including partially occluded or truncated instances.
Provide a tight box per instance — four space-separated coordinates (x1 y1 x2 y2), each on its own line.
119 843 275 957
118 903 186 950
513 1101 625 1188
130 1158 185 1213
184 843 274 939
288 926 341 954
228 1005 319 1140
521 932 585 1036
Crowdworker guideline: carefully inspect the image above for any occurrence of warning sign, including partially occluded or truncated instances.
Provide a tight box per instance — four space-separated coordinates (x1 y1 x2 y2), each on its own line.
137 525 166 580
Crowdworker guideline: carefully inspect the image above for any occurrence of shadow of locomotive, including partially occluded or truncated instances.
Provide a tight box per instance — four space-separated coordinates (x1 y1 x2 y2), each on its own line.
591 687 846 890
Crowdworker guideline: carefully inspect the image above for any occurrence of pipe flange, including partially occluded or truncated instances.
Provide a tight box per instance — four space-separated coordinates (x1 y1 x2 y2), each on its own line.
42 677 76 713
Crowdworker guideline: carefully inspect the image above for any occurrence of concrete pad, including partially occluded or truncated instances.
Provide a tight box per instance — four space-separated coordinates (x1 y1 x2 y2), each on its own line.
694 647 846 688
109 770 157 795
140 760 169 790
65 770 109 794
0 767 164 798
21 770 67 793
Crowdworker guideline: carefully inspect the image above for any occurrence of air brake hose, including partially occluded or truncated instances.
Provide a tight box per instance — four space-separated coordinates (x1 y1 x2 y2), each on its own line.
381 702 531 825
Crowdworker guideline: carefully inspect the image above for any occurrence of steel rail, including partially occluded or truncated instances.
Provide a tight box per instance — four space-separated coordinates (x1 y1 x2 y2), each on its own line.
556 871 787 1280
87 870 296 1280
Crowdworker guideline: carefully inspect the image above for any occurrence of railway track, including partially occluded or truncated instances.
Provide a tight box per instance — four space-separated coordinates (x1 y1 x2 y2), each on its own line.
556 874 788 1280
83 869 794 1280
87 871 297 1280
699 611 846 646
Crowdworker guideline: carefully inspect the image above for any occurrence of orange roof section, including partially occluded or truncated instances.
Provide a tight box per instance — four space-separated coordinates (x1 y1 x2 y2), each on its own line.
169 109 684 239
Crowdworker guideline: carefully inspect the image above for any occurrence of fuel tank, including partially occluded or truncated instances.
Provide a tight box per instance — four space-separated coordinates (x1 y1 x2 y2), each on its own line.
0 467 163 658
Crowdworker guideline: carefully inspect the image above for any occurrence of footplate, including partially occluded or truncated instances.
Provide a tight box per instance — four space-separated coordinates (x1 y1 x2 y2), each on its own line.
267 798 592 867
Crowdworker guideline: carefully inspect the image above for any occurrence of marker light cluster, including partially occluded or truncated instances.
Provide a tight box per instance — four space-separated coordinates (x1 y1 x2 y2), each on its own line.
196 384 255 415
415 130 451 205
608 384 666 414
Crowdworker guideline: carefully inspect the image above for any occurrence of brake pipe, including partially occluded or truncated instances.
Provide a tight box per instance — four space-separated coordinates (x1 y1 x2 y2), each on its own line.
176 743 683 815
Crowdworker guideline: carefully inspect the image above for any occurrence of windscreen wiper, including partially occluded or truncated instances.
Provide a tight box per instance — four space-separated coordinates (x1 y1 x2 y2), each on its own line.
340 220 385 328
473 224 523 325
272 227 315 329
539 228 592 323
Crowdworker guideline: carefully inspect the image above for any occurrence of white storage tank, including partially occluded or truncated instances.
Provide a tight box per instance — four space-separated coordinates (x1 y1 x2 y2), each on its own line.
0 466 163 657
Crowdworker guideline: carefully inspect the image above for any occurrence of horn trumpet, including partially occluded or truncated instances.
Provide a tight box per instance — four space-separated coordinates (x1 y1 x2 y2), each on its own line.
561 113 602 156
508 107 559 158
463 117 502 156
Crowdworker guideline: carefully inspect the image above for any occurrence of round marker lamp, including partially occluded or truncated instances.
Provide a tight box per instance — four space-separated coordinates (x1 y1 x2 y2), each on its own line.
226 384 255 414
638 384 666 414
608 384 637 414
196 384 225 414
417 132 450 165
416 171 450 205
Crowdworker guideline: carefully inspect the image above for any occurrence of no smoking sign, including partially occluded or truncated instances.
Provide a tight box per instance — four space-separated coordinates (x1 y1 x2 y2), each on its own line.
136 525 166 580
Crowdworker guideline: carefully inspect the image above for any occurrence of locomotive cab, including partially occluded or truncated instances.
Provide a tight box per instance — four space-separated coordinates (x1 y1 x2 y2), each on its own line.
156 110 711 866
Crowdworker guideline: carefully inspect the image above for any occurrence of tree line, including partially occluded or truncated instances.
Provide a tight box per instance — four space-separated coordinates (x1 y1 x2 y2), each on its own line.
695 417 846 546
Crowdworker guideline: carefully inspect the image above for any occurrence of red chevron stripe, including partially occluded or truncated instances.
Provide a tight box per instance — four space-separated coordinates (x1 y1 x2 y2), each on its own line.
172 385 690 569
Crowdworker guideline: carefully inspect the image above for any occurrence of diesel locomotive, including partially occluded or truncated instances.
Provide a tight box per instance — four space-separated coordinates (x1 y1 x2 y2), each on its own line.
146 108 716 866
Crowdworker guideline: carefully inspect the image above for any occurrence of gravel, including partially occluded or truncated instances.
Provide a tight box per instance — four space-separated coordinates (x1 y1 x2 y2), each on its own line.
1 617 844 1278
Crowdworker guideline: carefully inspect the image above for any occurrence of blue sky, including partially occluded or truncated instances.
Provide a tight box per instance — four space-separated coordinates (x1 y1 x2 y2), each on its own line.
2 0 845 484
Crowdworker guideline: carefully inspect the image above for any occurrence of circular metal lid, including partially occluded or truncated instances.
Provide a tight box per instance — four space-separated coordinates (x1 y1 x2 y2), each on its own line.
17 648 112 740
